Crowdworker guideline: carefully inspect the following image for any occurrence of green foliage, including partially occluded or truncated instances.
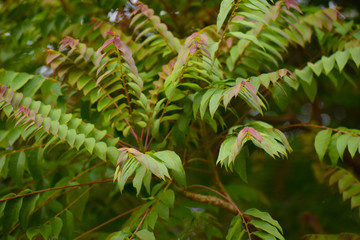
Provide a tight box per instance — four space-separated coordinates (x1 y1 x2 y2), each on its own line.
1 0 360 239
303 233 360 240
314 128 360 165
327 167 360 209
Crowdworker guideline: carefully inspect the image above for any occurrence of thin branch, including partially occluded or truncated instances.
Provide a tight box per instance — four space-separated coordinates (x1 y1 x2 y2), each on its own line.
1 144 46 157
59 0 70 14
0 178 112 202
144 122 151 150
159 0 178 24
74 205 143 240
278 123 360 137
147 100 170 150
51 185 95 221
182 190 237 214
73 161 105 181
186 184 252 240
213 165 230 198
106 133 136 149
9 187 77 235
129 208 149 240
216 0 242 57
116 49 135 127
184 167 212 174
140 127 145 142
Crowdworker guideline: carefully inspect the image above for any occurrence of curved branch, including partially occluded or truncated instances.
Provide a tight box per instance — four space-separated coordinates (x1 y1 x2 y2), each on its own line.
182 190 237 214
184 184 252 239
74 205 143 240
278 123 360 137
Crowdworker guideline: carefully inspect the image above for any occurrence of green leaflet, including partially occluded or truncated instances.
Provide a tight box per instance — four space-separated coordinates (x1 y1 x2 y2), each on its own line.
248 219 284 240
159 189 175 208
336 134 350 160
117 158 140 192
50 217 63 239
217 122 291 169
94 141 107 160
308 61 323 77
136 229 156 240
335 49 350 72
347 136 360 158
303 233 360 240
226 215 245 240
61 210 74 240
133 166 146 195
19 194 39 229
322 55 336 74
107 146 120 166
328 167 360 210
153 150 186 186
9 151 26 186
3 198 23 235
11 73 32 90
314 129 332 161
350 46 360 67
301 76 317 102
234 150 247 183
0 70 18 86
229 32 265 50
295 66 313 84
217 0 235 32
252 231 277 240
67 186 90 221
244 208 283 234
200 88 216 119
328 133 340 165
84 137 96 154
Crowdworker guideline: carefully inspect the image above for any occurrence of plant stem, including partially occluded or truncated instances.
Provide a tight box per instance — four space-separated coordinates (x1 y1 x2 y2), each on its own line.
216 0 242 57
185 184 252 239
129 208 149 240
278 123 360 136
182 190 237 214
1 144 46 156
0 178 112 202
74 205 143 240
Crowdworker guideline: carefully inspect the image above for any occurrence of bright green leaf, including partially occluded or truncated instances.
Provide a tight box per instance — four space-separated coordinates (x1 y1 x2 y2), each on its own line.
217 0 234 32
136 229 155 240
314 129 332 161
19 194 39 229
3 198 23 235
336 134 350 160
249 219 284 240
